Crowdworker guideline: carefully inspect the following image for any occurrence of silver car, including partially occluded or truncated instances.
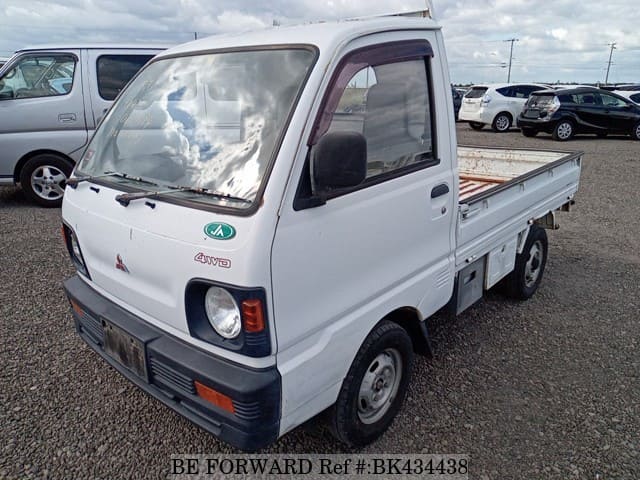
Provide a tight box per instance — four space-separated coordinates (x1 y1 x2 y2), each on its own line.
0 44 167 206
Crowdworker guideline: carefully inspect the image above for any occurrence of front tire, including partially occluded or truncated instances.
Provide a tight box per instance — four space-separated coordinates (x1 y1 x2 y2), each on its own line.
504 225 548 300
329 321 414 447
19 154 73 207
552 119 575 141
492 112 512 132
469 122 484 131
631 122 640 141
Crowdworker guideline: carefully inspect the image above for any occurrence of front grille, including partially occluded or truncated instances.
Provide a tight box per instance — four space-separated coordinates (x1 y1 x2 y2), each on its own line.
78 310 104 345
149 356 196 396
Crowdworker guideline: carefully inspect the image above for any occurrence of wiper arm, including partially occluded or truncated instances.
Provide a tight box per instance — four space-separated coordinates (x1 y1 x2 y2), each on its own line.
169 185 253 205
67 171 159 189
115 185 251 207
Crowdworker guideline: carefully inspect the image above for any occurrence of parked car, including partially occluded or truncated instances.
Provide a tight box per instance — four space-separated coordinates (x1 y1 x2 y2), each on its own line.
518 87 640 141
459 83 548 132
62 12 582 451
613 90 640 105
0 44 167 206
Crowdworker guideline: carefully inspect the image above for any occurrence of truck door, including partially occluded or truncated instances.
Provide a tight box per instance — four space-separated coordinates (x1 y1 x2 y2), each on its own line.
271 35 456 417
85 50 157 129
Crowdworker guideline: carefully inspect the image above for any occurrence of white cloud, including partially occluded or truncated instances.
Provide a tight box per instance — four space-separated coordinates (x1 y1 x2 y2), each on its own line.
550 28 568 41
0 0 638 83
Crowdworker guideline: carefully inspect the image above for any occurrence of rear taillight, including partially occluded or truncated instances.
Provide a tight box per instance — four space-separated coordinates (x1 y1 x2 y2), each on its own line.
62 224 91 279
481 94 491 104
547 96 561 114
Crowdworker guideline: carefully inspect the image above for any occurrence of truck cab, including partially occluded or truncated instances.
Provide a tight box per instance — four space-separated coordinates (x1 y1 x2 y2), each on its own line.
62 13 581 451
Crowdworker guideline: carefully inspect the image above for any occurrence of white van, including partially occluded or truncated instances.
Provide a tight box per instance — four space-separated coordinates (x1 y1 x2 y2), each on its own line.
0 44 166 206
61 12 582 451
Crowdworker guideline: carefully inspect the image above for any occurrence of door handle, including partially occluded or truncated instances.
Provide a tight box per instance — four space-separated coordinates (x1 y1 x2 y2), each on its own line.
431 184 450 198
58 113 77 123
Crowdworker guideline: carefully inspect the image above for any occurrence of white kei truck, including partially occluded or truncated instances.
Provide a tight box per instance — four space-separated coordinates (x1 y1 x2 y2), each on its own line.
62 9 582 451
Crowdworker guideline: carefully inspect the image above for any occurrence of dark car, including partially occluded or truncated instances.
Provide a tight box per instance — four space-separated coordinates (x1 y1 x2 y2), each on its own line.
518 87 640 141
452 86 464 120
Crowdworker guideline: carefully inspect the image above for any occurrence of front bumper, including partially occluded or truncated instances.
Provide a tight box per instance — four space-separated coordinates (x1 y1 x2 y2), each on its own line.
63 275 281 451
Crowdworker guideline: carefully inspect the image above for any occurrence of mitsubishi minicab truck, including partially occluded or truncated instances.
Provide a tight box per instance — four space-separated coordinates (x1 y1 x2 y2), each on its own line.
61 9 582 451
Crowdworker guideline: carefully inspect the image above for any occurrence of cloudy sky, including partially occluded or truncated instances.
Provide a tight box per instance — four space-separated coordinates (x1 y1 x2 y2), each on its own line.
1 0 638 84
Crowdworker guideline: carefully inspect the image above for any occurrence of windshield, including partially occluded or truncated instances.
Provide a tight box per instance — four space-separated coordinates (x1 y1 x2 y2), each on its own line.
78 48 316 209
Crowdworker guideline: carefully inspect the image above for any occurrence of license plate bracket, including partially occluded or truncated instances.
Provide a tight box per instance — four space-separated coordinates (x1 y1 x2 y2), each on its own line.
102 320 148 380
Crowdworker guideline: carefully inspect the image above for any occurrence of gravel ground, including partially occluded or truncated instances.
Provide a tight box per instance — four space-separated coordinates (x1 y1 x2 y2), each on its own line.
1 124 638 480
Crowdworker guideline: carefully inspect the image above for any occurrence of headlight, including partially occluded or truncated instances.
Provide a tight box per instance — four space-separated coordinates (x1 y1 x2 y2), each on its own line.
62 224 90 278
70 232 82 259
204 287 241 339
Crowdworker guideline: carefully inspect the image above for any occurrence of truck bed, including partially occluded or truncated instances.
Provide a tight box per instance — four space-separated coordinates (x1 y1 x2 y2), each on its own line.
455 146 582 270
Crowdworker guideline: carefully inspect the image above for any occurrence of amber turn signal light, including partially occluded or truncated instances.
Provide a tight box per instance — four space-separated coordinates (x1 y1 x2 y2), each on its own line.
194 381 235 414
69 299 84 317
242 299 265 333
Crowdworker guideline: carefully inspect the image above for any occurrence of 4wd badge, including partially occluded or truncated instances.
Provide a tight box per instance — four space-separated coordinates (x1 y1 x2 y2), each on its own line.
204 222 236 240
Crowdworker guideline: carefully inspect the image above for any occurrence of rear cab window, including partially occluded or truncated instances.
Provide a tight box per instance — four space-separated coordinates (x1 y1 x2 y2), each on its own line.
96 54 155 100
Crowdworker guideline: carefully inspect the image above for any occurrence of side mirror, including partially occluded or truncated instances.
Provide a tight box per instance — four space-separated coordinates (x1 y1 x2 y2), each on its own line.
311 131 367 194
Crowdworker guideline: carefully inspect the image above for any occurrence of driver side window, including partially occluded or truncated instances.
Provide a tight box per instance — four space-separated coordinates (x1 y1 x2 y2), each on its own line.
0 54 76 100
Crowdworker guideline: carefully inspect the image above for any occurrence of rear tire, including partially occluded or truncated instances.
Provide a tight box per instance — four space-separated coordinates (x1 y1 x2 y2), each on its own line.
469 122 484 131
492 112 512 132
552 119 575 141
19 154 74 207
521 128 538 137
329 320 414 447
631 122 640 141
504 225 548 300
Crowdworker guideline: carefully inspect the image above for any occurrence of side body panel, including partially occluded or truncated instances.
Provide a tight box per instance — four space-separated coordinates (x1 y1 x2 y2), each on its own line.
456 152 581 269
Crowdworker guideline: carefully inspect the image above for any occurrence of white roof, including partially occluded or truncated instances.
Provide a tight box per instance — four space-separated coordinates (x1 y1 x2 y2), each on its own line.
17 43 170 53
470 83 548 89
158 16 441 59
614 90 640 104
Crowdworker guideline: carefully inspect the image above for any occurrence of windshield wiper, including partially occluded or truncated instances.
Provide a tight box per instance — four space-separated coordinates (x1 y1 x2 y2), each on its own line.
170 185 253 205
115 184 251 207
67 171 159 189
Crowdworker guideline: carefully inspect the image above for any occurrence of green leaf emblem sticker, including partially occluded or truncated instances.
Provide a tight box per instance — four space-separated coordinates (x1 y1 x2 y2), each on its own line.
204 222 236 240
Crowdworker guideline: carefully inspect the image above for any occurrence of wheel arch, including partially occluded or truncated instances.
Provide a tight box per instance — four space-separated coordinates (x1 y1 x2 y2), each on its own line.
382 307 433 357
13 149 75 183
496 110 513 123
